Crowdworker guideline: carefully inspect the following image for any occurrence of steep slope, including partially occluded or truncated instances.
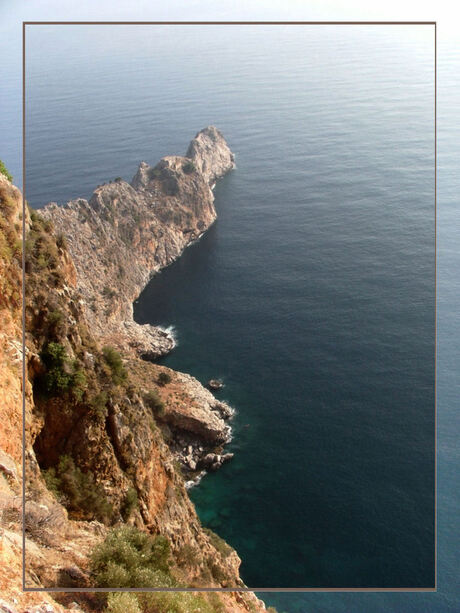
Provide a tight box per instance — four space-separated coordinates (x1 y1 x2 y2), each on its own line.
0 138 272 612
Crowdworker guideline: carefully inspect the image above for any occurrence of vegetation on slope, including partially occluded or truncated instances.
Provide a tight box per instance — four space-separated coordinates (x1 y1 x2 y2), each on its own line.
0 185 276 612
0 159 13 182
92 526 240 613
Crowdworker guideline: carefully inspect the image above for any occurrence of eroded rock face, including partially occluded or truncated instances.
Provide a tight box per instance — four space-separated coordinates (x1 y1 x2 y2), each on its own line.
0 144 269 610
126 360 235 485
41 127 234 359
186 125 236 185
161 371 233 444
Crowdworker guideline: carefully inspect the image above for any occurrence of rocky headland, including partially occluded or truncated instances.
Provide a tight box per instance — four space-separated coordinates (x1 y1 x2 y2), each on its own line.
41 126 235 360
0 133 274 613
40 126 236 483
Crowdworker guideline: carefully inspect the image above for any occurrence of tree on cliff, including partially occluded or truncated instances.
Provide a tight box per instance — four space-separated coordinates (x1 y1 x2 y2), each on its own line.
0 160 13 182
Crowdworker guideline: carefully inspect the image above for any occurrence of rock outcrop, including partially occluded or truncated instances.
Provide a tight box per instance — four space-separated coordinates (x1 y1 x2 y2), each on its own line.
41 126 235 360
185 125 236 185
125 359 235 485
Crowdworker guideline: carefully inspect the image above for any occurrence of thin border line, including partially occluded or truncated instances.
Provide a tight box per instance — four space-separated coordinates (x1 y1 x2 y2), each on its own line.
22 21 436 25
22 20 437 594
434 19 438 592
24 587 436 593
22 18 27 594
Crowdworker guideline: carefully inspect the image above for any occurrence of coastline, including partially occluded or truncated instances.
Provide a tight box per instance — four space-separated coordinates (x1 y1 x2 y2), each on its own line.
39 126 239 481
35 126 246 555
0 132 272 607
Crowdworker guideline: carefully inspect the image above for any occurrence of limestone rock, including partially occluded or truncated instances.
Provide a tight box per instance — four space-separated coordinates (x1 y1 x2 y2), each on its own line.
186 126 235 185
40 127 234 360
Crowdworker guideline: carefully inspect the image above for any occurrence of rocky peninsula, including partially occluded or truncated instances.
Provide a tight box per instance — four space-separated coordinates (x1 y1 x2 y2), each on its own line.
42 126 235 360
40 126 236 482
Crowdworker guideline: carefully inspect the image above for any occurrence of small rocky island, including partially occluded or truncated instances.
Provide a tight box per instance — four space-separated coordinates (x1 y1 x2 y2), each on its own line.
208 378 224 390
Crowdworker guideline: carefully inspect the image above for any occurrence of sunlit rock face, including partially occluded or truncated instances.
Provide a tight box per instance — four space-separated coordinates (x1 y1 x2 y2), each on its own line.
41 127 234 359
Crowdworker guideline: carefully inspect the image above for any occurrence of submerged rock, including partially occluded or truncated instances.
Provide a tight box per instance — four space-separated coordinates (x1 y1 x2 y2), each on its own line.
208 378 224 390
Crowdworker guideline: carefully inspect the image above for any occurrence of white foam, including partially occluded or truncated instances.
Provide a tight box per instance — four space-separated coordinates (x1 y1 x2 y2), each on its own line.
185 470 207 490
157 324 178 345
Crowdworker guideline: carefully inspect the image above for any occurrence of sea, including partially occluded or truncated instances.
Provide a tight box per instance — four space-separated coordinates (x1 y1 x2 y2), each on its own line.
2 14 458 613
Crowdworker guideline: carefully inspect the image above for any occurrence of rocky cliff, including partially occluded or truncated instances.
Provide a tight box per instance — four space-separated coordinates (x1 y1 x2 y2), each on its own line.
41 126 235 360
0 133 272 613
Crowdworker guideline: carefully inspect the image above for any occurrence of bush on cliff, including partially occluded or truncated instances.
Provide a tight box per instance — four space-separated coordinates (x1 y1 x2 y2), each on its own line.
106 593 142 613
120 487 138 520
91 526 174 588
157 371 172 386
43 455 113 523
102 346 128 385
105 591 225 613
89 390 109 420
137 592 224 613
56 232 67 249
144 389 165 417
39 342 87 400
0 159 13 182
182 160 196 174
26 210 67 286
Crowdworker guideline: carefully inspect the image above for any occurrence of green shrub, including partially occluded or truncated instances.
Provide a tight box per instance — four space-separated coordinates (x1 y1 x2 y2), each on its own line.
182 160 196 174
71 364 87 401
47 309 63 328
37 254 48 269
0 229 13 261
144 389 165 416
102 346 127 386
43 455 113 523
39 343 87 400
42 465 60 498
206 593 225 613
56 233 67 249
25 213 62 280
0 160 12 182
40 342 72 394
157 371 171 387
106 593 141 613
89 391 109 419
138 591 221 613
177 543 200 567
91 526 173 588
121 487 138 520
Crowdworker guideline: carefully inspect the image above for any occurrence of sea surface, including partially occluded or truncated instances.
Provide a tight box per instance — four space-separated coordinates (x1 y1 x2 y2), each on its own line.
4 16 457 611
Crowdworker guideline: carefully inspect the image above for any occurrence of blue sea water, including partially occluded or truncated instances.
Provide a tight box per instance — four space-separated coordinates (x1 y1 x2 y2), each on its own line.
2 11 458 611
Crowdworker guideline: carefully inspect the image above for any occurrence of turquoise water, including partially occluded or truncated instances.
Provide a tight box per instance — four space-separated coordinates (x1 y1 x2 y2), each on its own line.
2 13 457 610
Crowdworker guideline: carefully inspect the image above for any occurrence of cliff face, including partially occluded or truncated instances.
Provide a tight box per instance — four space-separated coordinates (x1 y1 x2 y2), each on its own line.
0 131 270 613
41 126 235 360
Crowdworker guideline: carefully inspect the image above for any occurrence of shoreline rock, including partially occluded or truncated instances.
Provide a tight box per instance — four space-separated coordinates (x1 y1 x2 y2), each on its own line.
145 366 236 482
208 378 224 390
